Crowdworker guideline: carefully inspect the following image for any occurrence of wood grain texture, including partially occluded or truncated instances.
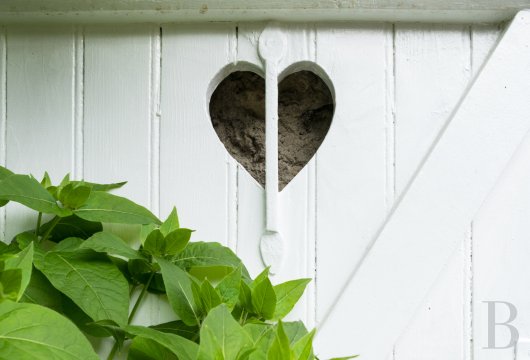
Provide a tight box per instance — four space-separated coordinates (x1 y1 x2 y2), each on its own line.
393 24 471 359
315 23 388 324
160 23 233 246
83 25 153 207
315 11 530 358
0 0 528 23
4 26 74 241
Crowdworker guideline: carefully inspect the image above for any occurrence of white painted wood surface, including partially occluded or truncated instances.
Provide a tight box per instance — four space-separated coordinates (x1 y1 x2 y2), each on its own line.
0 0 529 23
1 15 526 360
4 26 75 241
317 11 530 358
393 24 502 360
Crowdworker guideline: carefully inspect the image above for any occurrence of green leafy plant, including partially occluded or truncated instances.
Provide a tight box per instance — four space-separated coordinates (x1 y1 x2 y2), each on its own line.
0 166 356 360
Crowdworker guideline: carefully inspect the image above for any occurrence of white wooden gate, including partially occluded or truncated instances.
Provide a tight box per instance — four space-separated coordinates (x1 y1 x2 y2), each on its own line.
1 6 530 359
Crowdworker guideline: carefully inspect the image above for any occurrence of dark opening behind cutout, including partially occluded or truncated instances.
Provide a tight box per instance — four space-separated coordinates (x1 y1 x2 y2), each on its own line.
210 70 334 190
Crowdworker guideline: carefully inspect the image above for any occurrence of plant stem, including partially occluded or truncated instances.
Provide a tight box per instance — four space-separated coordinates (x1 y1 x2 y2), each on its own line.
106 342 119 360
40 216 60 243
35 212 42 236
128 271 155 324
107 273 155 360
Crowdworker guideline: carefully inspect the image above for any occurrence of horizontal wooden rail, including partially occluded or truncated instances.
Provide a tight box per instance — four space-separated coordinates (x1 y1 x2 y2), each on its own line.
0 0 529 24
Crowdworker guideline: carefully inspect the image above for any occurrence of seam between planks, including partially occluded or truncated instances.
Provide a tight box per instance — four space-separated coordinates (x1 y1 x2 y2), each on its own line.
73 25 84 180
385 23 396 210
0 27 6 242
306 23 318 329
149 25 162 217
464 221 474 360
227 24 239 251
464 26 474 360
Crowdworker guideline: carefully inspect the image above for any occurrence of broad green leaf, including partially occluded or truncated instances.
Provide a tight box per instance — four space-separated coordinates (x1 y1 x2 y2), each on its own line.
200 279 222 313
239 280 253 312
40 171 52 188
245 323 275 360
197 326 224 360
251 267 271 289
4 243 33 300
245 323 273 344
251 277 276 320
164 228 193 256
0 166 13 207
144 229 192 257
200 304 254 360
59 173 70 187
70 180 127 192
0 174 70 216
273 279 311 320
80 231 144 259
0 301 99 360
53 237 84 252
157 257 201 326
0 241 19 256
0 269 21 301
191 279 206 316
150 320 199 341
284 321 309 345
14 231 38 250
144 229 165 257
0 165 13 180
58 183 92 209
126 325 199 360
128 258 155 283
216 266 242 310
129 336 178 360
140 223 157 244
292 329 315 360
159 207 180 236
38 250 129 326
75 191 160 225
20 269 63 312
39 215 102 242
174 241 249 278
268 322 291 360
85 319 125 345
61 295 113 338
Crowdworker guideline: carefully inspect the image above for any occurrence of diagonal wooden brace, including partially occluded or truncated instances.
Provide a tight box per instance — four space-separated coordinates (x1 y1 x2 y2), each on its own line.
316 10 530 358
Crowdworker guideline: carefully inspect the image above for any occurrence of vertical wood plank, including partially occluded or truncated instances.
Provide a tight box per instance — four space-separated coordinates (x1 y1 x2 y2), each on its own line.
83 27 157 348
5 26 75 241
392 24 471 360
0 27 6 242
84 25 152 206
473 132 530 360
471 24 508 360
235 23 317 323
160 24 233 246
315 24 388 326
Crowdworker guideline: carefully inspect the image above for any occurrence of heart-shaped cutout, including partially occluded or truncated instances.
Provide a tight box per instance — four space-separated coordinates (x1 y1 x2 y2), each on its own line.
209 69 334 190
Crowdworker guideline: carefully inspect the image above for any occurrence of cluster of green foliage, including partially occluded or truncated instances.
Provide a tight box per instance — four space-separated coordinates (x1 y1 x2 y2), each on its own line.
0 166 355 360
